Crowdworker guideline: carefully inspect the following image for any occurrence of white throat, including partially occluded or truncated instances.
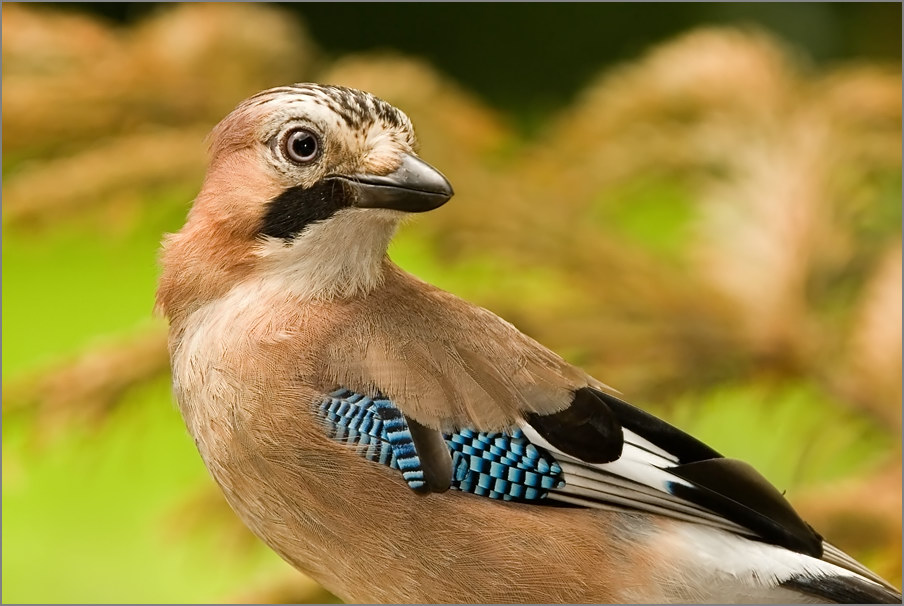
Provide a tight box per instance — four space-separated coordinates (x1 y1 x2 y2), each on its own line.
255 208 402 300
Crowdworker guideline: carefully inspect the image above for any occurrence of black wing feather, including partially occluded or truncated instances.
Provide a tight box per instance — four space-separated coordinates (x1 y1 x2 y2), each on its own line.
526 387 824 557
595 389 721 463
525 388 623 463
669 458 822 556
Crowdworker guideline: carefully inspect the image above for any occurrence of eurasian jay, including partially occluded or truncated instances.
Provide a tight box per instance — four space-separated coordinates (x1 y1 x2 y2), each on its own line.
157 84 901 604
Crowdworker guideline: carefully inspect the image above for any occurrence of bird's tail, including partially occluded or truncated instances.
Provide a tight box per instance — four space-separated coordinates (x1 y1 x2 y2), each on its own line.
781 540 902 604
782 573 902 604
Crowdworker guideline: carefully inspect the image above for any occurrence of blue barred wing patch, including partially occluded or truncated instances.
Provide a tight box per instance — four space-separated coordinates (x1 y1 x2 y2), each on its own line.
316 389 426 491
317 389 564 500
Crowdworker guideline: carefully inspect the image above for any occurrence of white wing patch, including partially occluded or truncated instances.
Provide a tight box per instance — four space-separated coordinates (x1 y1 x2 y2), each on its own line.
520 422 751 535
663 524 870 589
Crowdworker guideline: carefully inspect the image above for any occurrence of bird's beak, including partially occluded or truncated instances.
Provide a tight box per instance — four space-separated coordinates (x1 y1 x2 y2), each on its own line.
330 154 454 213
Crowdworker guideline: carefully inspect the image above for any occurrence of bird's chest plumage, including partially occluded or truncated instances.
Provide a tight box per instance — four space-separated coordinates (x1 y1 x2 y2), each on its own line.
168 284 415 588
168 279 343 478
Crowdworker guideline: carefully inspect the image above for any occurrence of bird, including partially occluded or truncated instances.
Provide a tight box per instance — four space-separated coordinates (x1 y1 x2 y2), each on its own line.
156 83 901 604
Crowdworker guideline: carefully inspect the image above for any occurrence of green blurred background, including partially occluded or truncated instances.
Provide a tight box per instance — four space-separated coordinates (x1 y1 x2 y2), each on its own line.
2 3 901 603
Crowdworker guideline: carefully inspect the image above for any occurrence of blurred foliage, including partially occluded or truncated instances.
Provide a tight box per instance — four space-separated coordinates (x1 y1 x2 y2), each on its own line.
2 3 901 603
43 3 904 127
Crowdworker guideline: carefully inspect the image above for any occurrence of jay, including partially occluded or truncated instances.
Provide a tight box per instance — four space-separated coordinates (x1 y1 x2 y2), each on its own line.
157 84 901 603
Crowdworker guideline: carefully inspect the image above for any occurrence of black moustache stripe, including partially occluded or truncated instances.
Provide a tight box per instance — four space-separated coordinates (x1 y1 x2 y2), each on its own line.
260 180 353 241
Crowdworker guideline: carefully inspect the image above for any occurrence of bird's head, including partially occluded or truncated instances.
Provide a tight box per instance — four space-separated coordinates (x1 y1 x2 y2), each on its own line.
157 84 453 321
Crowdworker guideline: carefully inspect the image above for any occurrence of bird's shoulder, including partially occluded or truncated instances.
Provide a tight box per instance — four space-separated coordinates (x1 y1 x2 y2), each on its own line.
318 263 593 431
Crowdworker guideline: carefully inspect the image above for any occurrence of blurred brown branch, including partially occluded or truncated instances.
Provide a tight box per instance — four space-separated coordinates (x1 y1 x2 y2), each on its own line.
2 3 318 158
3 129 207 229
835 240 903 428
2 327 170 440
797 460 903 585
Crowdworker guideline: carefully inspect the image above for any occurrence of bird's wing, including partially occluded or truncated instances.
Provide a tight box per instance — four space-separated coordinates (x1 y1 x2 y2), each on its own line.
316 386 817 552
312 266 896 594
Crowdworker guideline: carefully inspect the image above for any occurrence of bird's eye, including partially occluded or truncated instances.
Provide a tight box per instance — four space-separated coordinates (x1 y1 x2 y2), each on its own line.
283 128 320 164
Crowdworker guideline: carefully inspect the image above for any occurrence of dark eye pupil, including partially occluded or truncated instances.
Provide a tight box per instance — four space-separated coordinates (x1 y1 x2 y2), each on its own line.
293 135 315 158
286 130 318 162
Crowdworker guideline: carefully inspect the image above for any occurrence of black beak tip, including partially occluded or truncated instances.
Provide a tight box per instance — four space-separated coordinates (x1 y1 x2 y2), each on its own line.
436 177 454 200
343 154 456 213
397 154 454 196
415 178 453 213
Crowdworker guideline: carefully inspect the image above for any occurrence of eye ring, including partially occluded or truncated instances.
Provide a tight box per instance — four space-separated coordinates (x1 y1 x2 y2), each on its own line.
282 128 321 164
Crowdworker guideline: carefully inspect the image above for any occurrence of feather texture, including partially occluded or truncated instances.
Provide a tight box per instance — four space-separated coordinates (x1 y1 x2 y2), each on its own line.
312 262 600 431
317 389 564 502
160 83 901 603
